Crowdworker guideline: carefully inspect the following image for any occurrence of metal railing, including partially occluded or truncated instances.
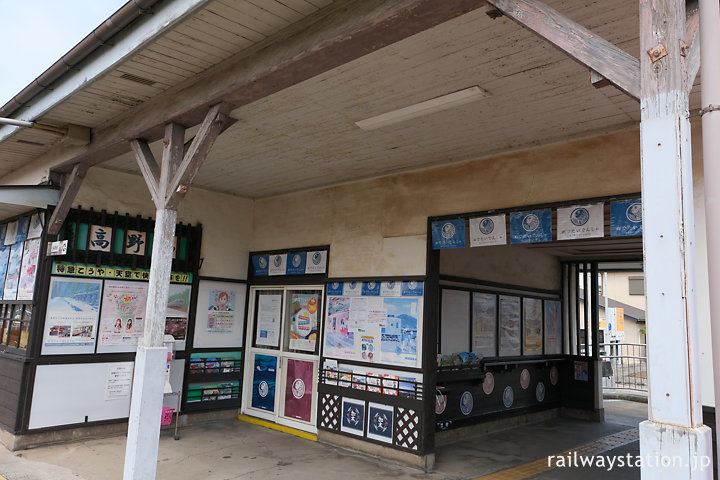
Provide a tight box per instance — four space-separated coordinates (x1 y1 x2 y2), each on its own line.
600 342 647 392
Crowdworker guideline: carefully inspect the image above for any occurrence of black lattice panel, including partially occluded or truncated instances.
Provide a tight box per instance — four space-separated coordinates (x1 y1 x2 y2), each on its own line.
319 393 340 430
395 407 420 451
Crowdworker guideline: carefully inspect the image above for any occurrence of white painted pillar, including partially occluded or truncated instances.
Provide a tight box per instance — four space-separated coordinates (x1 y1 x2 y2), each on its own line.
123 208 177 480
638 2 713 478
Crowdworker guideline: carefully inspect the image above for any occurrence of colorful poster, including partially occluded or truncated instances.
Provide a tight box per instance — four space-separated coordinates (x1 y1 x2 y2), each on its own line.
523 298 543 355
611 199 642 236
193 280 246 348
366 403 394 443
380 297 418 366
557 203 604 240
431 219 466 249
544 300 562 355
251 354 277 412
340 398 365 436
206 287 236 333
472 292 496 357
324 296 354 358
17 239 41 300
255 293 281 347
42 277 102 353
498 295 521 356
469 215 506 247
283 359 314 422
288 293 319 351
574 361 589 381
98 281 148 347
0 245 11 298
3 242 24 300
165 284 191 346
510 209 552 244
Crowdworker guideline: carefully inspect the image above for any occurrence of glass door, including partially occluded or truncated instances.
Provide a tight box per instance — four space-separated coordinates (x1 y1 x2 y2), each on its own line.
242 285 323 433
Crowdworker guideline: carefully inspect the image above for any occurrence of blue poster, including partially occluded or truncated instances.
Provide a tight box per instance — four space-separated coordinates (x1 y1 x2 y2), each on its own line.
251 354 277 412
367 404 394 443
361 281 380 296
15 217 29 244
510 209 552 244
251 255 269 276
401 281 423 297
340 398 365 436
286 252 306 275
327 282 343 296
431 219 466 249
611 199 642 236
0 245 9 299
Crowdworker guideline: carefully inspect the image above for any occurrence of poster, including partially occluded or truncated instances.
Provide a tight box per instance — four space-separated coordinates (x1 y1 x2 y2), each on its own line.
472 292 496 357
193 280 246 348
268 254 287 276
557 203 604 240
286 252 306 275
498 295 521 356
469 215 506 247
105 364 133 400
340 398 365 436
165 283 191 349
4 221 17 246
431 219 466 249
574 360 589 381
288 293 319 352
255 293 281 347
380 297 418 366
510 209 552 244
207 288 236 333
98 280 148 348
17 239 41 300
42 277 102 354
611 199 642 236
324 296 354 358
305 250 327 274
251 354 277 412
366 403 394 443
544 300 562 355
283 359 314 422
3 242 24 300
523 297 543 355
0 245 11 298
27 213 44 239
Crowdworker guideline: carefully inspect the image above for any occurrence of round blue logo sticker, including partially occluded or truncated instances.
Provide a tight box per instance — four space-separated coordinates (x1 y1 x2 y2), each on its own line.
479 217 495 235
503 386 514 408
441 222 456 239
536 382 546 403
570 207 590 226
292 254 301 267
312 252 322 265
626 202 642 223
522 214 540 232
258 257 267 269
273 255 282 267
259 381 269 398
460 391 474 415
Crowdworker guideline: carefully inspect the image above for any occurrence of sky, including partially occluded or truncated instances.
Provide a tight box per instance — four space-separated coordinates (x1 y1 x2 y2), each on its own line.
0 0 128 108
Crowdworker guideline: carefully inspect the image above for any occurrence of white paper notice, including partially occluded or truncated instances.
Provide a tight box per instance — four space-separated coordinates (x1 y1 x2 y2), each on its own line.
268 254 287 276
380 281 401 297
305 250 327 274
557 203 604 240
256 294 282 346
349 297 369 330
469 215 506 247
105 364 133 400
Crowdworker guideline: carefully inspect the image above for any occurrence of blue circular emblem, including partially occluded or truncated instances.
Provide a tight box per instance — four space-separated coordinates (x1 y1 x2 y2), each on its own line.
503 386 514 408
536 382 546 403
312 252 322 265
345 406 361 426
522 214 540 232
372 411 390 433
570 207 590 226
292 254 301 267
386 281 396 290
368 282 376 290
479 217 494 235
408 281 417 291
273 255 282 267
332 282 340 290
349 281 357 290
460 391 474 415
258 381 269 398
626 202 642 223
258 257 267 269
441 222 456 239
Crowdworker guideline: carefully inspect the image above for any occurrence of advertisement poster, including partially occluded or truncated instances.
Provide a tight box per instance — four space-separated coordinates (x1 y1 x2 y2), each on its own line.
17 239 41 300
469 215 507 247
255 293 281 347
557 203 604 240
380 297 418 366
499 295 521 356
523 298 543 355
27 213 44 239
324 296 354 358
288 293 319 352
98 281 148 347
3 242 24 300
206 288 236 334
42 277 102 354
544 300 562 355
283 359 314 422
192 280 246 348
251 354 277 412
472 292 497 357
165 284 191 348
0 245 11 298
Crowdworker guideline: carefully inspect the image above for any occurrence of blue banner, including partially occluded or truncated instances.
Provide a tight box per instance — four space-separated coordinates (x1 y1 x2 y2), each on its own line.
286 252 307 275
341 399 365 435
510 209 552 244
402 281 424 297
251 255 269 276
362 281 380 296
251 354 277 412
15 216 29 244
327 282 343 296
611 199 642 236
431 219 466 249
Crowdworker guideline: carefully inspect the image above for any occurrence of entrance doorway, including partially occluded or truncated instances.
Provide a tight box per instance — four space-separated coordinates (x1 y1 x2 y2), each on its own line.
241 285 324 433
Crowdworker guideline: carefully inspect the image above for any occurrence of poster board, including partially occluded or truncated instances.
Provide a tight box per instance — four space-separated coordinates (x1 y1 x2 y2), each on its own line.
498 295 521 356
96 280 148 353
17 238 41 300
165 283 192 350
472 292 497 357
29 362 134 429
522 297 543 355
41 277 103 355
440 289 470 355
544 300 562 354
193 280 247 348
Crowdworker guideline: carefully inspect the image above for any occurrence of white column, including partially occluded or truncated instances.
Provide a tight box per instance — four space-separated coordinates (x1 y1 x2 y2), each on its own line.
123 208 177 480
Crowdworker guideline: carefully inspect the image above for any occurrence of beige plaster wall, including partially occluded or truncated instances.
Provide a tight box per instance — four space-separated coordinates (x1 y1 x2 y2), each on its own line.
252 128 642 278
74 167 253 279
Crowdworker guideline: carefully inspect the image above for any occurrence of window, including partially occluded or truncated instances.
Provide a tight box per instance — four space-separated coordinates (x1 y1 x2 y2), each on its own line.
628 276 644 295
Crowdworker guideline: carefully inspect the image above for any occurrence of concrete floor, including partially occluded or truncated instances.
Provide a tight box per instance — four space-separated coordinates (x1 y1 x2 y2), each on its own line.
0 400 648 480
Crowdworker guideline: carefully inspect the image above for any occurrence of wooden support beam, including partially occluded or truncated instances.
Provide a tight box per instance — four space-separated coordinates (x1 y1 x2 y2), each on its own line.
685 0 701 92
486 0 641 100
47 163 89 235
130 139 163 208
160 123 186 203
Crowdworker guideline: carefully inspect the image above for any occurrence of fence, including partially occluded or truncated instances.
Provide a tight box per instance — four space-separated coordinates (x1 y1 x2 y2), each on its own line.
600 342 647 392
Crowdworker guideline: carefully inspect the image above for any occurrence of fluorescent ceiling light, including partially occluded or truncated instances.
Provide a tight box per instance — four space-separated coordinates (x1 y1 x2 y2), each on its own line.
355 86 490 131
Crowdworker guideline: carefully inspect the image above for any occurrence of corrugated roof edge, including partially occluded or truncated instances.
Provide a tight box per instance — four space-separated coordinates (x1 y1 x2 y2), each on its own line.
0 0 163 118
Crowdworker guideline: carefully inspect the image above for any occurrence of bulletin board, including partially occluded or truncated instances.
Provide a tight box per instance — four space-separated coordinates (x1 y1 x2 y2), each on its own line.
192 280 247 348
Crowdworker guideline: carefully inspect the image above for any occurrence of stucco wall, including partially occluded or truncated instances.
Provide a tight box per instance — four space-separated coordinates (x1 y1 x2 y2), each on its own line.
74 167 253 279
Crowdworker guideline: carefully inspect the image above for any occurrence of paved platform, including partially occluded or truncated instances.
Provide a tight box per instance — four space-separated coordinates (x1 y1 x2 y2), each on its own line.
0 400 647 480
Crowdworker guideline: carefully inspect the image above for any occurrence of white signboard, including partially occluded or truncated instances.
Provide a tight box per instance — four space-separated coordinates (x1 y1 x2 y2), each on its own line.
469 215 506 247
105 364 134 400
557 203 604 240
256 293 282 346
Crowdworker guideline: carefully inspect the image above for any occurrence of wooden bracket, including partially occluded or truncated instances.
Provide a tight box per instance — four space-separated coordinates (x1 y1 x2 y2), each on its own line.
47 163 89 235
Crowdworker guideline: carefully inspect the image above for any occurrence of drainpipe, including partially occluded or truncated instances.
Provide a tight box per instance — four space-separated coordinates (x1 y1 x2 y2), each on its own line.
0 117 67 135
700 0 720 468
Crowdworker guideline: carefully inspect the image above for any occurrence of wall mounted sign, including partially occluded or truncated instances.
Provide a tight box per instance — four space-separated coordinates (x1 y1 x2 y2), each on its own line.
89 225 112 252
252 249 328 276
556 203 604 240
510 209 552 244
431 219 466 249
610 199 642 236
469 214 506 247
51 262 192 284
366 403 394 443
